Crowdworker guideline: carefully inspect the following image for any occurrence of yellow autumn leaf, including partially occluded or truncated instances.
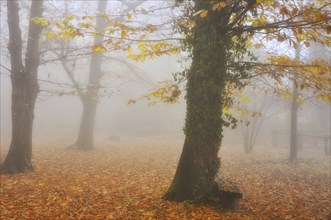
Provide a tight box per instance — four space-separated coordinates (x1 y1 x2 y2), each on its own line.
223 107 232 115
200 10 208 18
317 94 331 103
66 14 75 21
212 3 219 11
245 39 252 48
121 31 127 38
45 31 56 39
238 108 248 118
140 34 146 40
309 66 320 75
105 39 112 45
148 101 157 106
283 92 292 100
254 43 264 49
127 99 136 105
56 22 65 30
91 44 106 53
31 17 41 25
114 21 118 27
219 2 226 8
41 20 49 27
295 97 304 104
240 96 251 103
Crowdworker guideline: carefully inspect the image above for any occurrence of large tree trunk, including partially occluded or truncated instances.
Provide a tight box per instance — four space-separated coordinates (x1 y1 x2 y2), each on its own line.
164 1 228 202
1 0 43 174
74 0 107 150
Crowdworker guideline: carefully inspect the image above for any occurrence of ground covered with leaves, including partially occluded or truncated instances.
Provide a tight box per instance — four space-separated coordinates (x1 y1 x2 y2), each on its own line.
1 136 330 219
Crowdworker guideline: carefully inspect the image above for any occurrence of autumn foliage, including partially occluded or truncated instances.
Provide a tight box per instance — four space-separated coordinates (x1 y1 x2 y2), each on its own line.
1 0 331 218
1 137 330 219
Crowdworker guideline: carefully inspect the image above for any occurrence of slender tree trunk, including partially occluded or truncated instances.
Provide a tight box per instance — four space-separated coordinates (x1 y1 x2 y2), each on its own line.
247 120 257 153
164 1 229 202
1 0 43 174
75 0 107 150
246 118 264 153
290 44 301 163
290 91 299 163
243 123 251 153
57 2 143 150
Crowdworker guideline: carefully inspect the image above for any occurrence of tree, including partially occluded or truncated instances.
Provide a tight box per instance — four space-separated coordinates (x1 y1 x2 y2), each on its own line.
1 0 44 173
267 41 330 162
164 0 231 202
289 43 302 163
38 1 162 150
164 0 330 202
73 0 145 150
74 0 108 150
238 91 278 153
288 39 331 162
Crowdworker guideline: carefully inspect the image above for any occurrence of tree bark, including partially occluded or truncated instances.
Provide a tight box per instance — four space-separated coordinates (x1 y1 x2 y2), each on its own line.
1 0 43 174
290 90 299 163
74 0 107 150
289 44 301 163
75 99 98 150
243 124 252 154
164 1 229 202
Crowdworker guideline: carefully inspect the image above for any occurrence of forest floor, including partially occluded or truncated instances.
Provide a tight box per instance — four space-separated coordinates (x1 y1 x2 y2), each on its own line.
1 136 330 219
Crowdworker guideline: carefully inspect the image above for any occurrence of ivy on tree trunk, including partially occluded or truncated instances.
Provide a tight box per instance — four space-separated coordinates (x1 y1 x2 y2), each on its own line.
164 1 230 202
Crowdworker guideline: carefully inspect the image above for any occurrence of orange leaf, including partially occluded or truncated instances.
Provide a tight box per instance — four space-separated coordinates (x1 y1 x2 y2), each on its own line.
280 7 287 15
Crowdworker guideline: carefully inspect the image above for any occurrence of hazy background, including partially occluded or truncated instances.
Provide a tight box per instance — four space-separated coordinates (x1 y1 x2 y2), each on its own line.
0 0 330 154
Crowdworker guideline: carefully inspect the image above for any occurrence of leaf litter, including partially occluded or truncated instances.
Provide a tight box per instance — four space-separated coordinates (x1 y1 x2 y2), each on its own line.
1 136 330 219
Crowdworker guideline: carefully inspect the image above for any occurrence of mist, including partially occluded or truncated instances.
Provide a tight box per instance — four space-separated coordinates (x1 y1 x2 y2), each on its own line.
1 0 330 219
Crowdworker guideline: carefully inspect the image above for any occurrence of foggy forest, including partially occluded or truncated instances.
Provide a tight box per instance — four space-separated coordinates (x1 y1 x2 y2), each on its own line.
0 0 330 219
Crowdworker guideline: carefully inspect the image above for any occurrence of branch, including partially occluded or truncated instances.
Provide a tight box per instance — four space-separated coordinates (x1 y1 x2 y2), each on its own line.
0 64 11 73
235 61 319 68
228 2 253 29
59 58 85 102
37 78 75 87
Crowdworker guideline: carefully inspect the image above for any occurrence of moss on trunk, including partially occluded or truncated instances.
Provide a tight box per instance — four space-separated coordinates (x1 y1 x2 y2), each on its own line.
165 1 229 202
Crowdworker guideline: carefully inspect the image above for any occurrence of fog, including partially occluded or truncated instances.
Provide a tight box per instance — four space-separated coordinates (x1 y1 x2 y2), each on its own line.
1 53 330 151
0 0 330 219
1 0 328 149
1 55 187 138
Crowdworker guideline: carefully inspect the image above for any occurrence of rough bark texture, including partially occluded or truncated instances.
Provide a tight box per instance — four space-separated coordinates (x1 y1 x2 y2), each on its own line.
1 0 43 174
164 1 229 202
75 0 107 150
